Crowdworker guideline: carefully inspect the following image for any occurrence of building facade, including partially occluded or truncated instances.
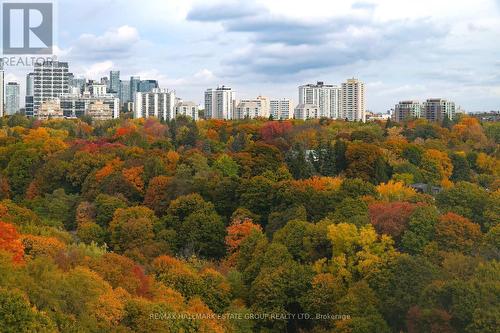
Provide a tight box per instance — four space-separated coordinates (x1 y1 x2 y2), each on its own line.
270 99 294 120
59 92 120 119
134 88 176 121
393 101 422 122
139 80 159 93
130 76 141 104
120 80 131 104
175 101 199 120
38 99 63 120
341 78 366 122
33 61 70 116
5 82 20 115
205 86 236 120
423 99 456 122
294 104 320 120
234 96 270 119
109 71 120 95
298 82 341 119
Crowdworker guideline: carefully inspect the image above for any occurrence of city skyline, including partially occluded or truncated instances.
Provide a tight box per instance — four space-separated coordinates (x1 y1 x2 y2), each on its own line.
2 0 500 112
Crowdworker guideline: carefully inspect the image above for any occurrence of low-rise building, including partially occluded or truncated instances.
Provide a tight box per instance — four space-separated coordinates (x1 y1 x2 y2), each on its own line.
38 99 64 120
393 101 422 122
234 96 270 119
175 101 199 120
294 104 320 120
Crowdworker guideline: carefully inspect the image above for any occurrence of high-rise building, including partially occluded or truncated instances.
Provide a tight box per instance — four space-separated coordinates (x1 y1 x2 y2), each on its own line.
33 61 70 116
24 73 35 116
393 101 422 122
423 99 456 122
59 91 120 119
5 82 20 115
298 82 341 119
109 71 120 95
134 88 176 121
294 104 320 120
0 65 4 117
341 78 366 122
205 86 236 120
234 96 270 119
139 80 159 93
270 99 294 120
130 76 141 103
120 80 131 104
175 101 199 120
69 76 86 94
26 73 35 96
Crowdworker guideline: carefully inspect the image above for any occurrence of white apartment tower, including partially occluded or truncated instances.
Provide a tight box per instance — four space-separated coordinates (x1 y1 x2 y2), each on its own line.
341 78 366 122
298 82 341 119
135 88 176 121
270 99 294 120
205 86 236 120
33 61 70 116
235 96 270 119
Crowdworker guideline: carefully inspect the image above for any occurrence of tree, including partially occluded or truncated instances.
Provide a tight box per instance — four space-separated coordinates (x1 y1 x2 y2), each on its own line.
435 213 482 253
213 154 239 177
0 288 56 332
0 222 24 264
369 255 440 332
94 194 127 228
436 182 492 230
369 202 421 240
166 194 226 258
108 206 157 256
5 148 41 198
346 143 383 183
225 218 262 265
143 176 173 216
401 206 440 254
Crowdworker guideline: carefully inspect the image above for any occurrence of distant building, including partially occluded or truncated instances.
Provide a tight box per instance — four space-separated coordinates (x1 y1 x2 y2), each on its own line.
205 86 236 120
89 84 107 97
270 99 294 120
109 71 120 95
366 112 391 122
294 104 320 120
175 101 199 120
87 100 115 121
423 99 456 122
130 76 141 104
5 82 20 115
298 82 341 119
139 80 159 93
234 96 270 119
59 91 120 119
393 101 422 122
135 88 176 121
341 78 366 122
33 61 70 116
120 80 131 104
38 99 63 120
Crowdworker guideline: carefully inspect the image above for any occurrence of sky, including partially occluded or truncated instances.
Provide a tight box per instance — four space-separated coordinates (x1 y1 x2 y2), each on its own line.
4 0 500 112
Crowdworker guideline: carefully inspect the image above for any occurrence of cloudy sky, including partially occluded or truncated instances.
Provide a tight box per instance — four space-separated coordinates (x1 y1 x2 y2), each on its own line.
5 0 500 112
